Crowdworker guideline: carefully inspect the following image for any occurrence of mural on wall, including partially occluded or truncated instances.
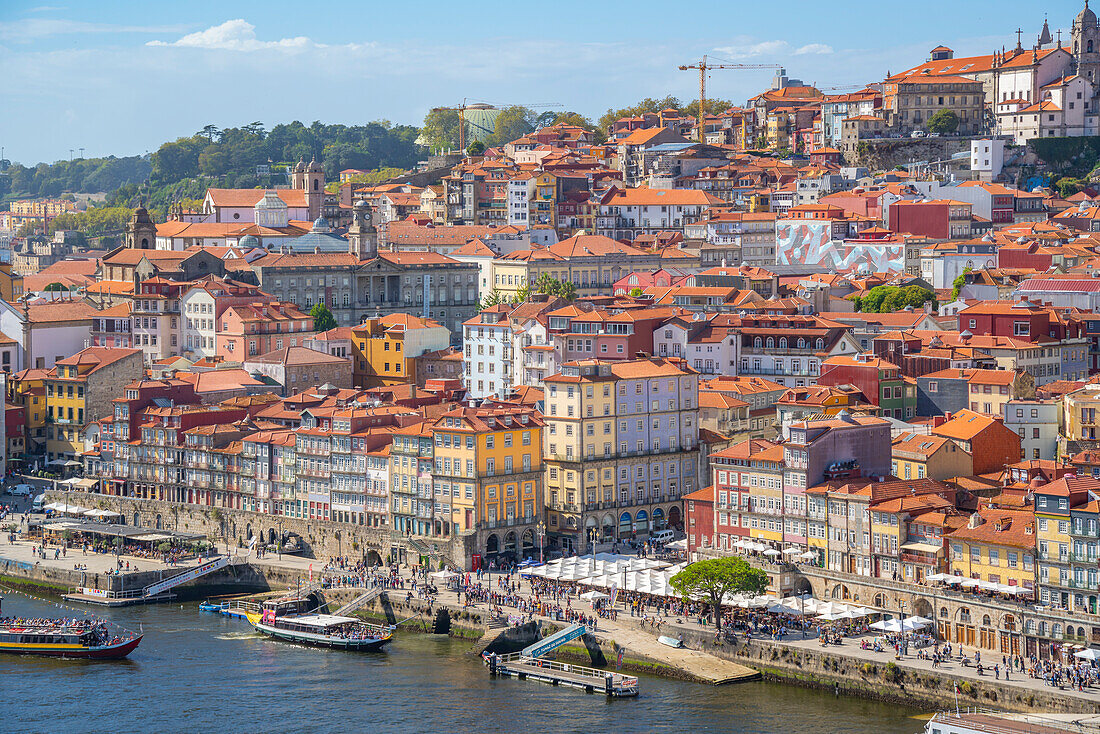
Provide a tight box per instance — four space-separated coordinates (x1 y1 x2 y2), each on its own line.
776 221 905 272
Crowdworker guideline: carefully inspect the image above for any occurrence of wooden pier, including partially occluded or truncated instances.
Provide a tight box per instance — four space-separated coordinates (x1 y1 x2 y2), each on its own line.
485 652 638 697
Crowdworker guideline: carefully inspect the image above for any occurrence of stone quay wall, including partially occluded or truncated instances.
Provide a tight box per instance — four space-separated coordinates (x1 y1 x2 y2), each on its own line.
43 492 477 570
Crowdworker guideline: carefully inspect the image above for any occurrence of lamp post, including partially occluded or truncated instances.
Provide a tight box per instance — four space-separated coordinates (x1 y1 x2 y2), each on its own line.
537 520 545 564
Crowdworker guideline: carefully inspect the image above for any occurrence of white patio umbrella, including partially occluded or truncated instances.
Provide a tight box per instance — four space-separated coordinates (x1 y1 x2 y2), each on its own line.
666 538 687 551
906 615 933 626
762 548 781 557
847 606 874 618
733 539 749 550
767 602 806 615
580 590 609 601
1075 648 1100 661
782 547 802 556
925 573 949 582
798 551 816 561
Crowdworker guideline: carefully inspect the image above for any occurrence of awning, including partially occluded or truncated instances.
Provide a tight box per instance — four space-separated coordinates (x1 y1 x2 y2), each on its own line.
899 542 943 554
73 478 100 489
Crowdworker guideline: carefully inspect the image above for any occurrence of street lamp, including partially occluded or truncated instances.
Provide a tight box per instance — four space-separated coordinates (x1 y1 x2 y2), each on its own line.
537 520 545 564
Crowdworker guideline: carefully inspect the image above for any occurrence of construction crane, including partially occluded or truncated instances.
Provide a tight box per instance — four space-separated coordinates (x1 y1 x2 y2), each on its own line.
678 56 781 141
430 100 564 153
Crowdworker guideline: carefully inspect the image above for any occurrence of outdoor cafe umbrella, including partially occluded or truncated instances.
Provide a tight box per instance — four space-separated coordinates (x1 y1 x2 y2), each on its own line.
580 590 610 601
782 547 802 556
1075 648 1100 661
762 548 781 557
798 551 816 561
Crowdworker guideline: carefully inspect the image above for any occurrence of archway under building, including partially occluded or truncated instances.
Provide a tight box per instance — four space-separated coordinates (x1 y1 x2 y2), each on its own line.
503 531 517 560
635 510 649 535
521 529 535 559
652 508 665 530
486 534 499 556
667 506 681 530
618 512 633 538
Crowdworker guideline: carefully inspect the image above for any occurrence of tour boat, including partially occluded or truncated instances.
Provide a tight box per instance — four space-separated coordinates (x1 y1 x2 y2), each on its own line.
198 601 227 613
0 618 142 659
245 600 393 651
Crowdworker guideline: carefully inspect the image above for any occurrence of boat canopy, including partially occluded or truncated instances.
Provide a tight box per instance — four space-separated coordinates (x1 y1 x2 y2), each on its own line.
285 614 360 628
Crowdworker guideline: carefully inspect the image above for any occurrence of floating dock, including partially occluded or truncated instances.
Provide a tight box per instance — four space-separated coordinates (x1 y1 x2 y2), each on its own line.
63 556 229 607
485 652 638 697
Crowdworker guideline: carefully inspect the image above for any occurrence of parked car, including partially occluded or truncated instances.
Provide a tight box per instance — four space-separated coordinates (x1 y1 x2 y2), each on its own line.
8 484 33 496
910 130 926 138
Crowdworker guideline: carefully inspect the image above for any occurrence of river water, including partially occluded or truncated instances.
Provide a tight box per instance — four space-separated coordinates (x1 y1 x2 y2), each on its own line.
1 591 927 733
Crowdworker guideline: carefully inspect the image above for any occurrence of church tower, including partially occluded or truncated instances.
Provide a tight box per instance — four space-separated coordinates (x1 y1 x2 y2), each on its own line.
303 157 324 221
1073 1 1100 84
347 200 377 260
126 204 156 250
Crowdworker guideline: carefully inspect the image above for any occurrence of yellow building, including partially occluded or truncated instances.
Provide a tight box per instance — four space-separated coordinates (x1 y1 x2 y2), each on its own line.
11 367 48 456
0 263 24 303
891 433 973 481
431 405 543 563
44 347 142 462
744 443 785 544
351 314 450 388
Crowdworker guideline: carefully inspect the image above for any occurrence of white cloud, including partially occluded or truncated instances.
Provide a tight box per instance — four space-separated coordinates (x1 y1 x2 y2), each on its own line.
713 39 833 60
147 19 329 52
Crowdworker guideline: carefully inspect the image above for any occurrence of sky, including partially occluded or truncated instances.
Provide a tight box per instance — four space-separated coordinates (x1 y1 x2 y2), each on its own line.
0 0 1085 165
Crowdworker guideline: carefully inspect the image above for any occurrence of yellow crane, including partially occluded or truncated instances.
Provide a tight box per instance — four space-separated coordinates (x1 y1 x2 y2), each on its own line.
678 56 781 141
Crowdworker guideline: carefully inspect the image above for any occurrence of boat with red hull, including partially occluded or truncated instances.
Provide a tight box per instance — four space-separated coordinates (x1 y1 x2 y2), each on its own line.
0 618 142 659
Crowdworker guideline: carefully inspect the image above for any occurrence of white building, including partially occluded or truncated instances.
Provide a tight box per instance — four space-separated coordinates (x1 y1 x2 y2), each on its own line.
1004 399 1060 461
462 305 513 399
970 139 1005 180
653 316 740 377
998 75 1098 143
508 174 534 228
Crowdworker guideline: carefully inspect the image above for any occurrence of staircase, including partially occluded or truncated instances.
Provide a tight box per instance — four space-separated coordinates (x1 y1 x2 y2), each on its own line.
332 588 383 616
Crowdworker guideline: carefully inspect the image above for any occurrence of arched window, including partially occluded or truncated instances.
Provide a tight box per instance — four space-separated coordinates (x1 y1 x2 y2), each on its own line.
766 337 774 349
754 337 762 348
1089 40 1094 53
313 179 320 191
797 338 806 348
982 614 991 627
816 338 825 349
1052 623 1063 638
1025 619 1036 634
939 606 948 619
778 337 787 349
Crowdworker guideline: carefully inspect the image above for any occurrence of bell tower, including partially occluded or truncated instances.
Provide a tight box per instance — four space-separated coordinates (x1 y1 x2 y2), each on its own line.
1073 1 1100 84
348 200 377 260
126 204 156 250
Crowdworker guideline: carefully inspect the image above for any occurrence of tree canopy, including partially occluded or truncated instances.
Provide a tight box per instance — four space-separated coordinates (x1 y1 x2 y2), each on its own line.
597 96 733 135
951 266 973 301
483 106 537 148
926 110 960 135
849 285 936 313
534 273 576 301
669 558 769 630
309 303 338 333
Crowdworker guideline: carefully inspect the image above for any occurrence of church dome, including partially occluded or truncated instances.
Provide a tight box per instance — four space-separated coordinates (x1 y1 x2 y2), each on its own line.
311 216 332 233
308 157 322 173
131 206 152 224
255 191 287 210
294 157 306 173
239 234 261 248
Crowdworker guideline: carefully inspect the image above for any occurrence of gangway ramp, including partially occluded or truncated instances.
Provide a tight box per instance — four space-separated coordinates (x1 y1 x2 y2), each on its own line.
521 623 586 659
142 556 229 598
332 588 383 616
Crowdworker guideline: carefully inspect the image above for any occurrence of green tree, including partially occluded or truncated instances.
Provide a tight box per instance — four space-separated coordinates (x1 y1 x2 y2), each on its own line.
533 273 576 300
669 558 768 630
682 98 734 120
512 283 531 304
926 110 960 135
951 266 973 301
597 96 683 135
855 285 936 313
466 141 486 157
309 303 337 333
628 287 644 297
477 289 506 311
484 106 537 147
420 108 463 152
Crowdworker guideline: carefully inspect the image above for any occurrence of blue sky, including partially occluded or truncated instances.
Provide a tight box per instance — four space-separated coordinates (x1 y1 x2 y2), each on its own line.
0 1 1084 164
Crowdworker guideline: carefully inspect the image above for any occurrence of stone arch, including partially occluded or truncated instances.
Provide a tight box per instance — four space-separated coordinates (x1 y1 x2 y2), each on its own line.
1052 623 1063 638
982 614 992 627
601 514 614 538
267 528 277 545
1002 614 1016 632
521 529 535 557
956 606 971 623
832 584 850 600
652 507 665 529
667 505 681 529
486 534 499 554
911 598 933 619
133 512 140 527
1079 626 1087 638
156 514 163 530
791 577 812 595
635 509 649 534
618 511 633 537
245 523 253 540
1025 619 1037 635
504 531 517 558
873 592 888 608
939 606 949 619
366 549 383 566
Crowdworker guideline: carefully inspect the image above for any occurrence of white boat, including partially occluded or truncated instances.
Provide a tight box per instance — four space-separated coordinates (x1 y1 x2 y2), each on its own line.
657 635 683 648
922 709 1100 734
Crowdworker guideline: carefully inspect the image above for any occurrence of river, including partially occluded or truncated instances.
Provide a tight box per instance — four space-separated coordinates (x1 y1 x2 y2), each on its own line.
1 590 927 733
